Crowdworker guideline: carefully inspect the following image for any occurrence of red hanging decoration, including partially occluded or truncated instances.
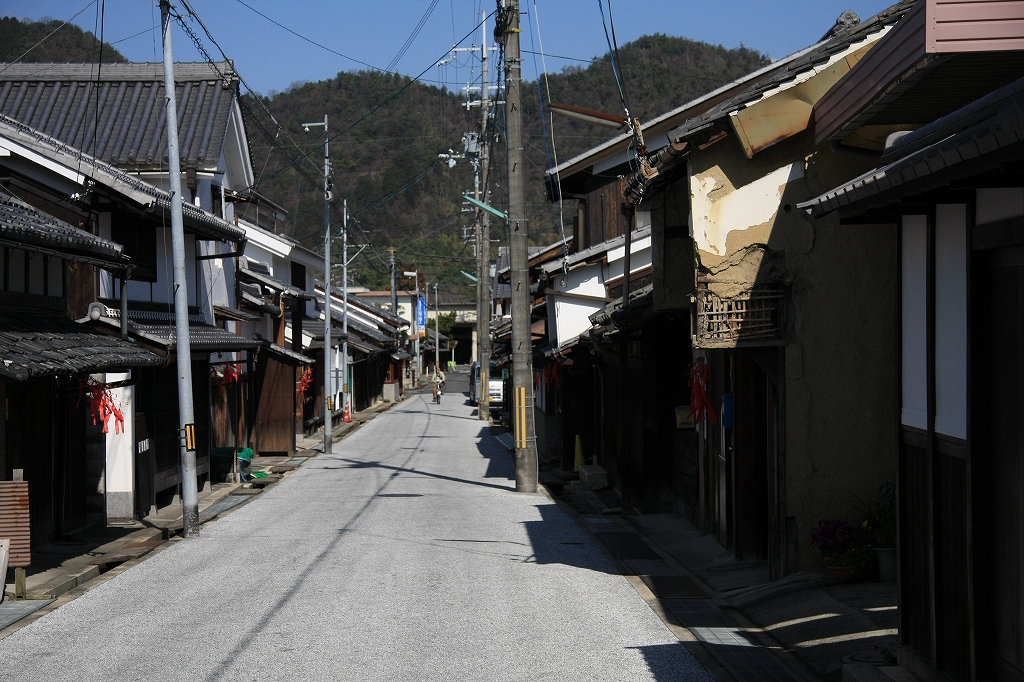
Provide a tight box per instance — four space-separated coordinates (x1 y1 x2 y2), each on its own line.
223 363 240 384
688 360 717 426
297 367 313 403
78 379 125 435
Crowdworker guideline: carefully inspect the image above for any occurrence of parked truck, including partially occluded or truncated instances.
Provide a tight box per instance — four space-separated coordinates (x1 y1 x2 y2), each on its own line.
469 361 504 409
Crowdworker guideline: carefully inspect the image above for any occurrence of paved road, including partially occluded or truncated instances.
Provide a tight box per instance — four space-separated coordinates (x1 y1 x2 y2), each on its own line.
0 371 712 681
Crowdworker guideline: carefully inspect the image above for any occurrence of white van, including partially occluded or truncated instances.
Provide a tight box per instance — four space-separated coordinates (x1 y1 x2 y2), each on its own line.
469 361 503 407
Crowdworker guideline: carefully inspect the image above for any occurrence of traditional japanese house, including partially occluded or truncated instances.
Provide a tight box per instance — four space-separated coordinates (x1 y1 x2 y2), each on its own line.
0 189 162 542
546 4 912 578
799 1 1024 677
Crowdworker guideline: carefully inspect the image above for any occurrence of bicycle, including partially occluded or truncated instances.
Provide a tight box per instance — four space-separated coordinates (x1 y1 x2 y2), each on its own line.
432 381 444 404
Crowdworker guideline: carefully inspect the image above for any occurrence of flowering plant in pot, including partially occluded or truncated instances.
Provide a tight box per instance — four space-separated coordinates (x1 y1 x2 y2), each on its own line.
811 518 875 582
865 478 897 581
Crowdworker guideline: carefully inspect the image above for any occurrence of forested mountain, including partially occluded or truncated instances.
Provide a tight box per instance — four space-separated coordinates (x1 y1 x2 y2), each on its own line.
1 16 770 288
248 34 770 288
0 17 126 63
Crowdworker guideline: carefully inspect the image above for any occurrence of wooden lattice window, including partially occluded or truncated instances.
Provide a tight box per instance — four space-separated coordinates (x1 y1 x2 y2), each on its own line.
693 285 787 348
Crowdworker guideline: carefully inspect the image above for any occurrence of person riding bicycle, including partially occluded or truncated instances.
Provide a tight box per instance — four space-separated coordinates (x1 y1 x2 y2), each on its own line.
432 368 446 403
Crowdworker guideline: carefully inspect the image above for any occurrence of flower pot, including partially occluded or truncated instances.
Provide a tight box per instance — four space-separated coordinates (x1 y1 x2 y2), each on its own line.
825 564 860 583
875 547 896 582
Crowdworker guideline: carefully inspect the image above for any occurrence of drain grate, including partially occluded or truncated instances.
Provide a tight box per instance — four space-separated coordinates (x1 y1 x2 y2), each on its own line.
640 575 707 599
594 532 661 560
376 493 423 498
0 599 55 630
663 599 806 682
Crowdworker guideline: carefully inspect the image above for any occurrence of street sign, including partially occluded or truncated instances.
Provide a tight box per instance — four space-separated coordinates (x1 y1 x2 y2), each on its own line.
417 297 426 327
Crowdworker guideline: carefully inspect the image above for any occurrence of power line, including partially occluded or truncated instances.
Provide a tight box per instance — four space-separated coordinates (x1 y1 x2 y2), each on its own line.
385 0 441 73
0 1 97 76
253 11 494 190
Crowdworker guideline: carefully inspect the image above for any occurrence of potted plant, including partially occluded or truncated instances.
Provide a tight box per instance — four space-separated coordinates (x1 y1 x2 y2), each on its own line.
866 478 897 582
811 518 875 582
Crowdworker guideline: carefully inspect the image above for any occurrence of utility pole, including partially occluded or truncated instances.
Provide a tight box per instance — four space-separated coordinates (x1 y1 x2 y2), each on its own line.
389 248 397 315
303 115 331 454
160 1 200 536
403 270 420 377
499 0 538 493
342 199 351 419
434 283 440 373
477 10 493 423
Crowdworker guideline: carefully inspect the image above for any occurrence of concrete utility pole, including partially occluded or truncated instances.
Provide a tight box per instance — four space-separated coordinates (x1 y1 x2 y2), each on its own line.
434 283 440 373
160 1 200 536
389 248 397 315
342 199 351 417
303 115 331 454
499 0 538 493
476 11 493 423
404 270 420 376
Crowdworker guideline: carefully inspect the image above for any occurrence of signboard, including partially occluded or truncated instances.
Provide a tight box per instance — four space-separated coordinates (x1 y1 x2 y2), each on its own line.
417 297 426 327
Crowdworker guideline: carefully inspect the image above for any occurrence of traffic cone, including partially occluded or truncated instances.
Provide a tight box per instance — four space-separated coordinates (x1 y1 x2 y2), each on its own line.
574 434 585 472
342 397 352 423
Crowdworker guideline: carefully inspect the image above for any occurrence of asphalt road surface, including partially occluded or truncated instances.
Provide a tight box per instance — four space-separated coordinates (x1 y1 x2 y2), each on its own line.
0 370 712 681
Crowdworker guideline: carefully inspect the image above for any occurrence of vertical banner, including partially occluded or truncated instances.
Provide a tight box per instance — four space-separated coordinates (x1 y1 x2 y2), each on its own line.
417 297 426 327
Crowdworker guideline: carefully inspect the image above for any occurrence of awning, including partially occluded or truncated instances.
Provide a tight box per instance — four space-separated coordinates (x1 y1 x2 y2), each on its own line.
238 263 312 299
84 309 259 354
0 191 132 270
0 114 245 244
798 75 1024 219
391 350 412 362
348 336 384 355
214 305 260 323
260 341 313 365
0 305 163 381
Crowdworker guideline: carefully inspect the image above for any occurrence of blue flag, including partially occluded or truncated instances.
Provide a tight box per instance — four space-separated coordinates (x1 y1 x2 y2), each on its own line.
417 297 426 327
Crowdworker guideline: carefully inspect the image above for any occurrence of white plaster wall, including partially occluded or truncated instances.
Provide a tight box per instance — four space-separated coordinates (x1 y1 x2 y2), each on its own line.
551 262 605 347
901 215 928 430
691 162 804 256
104 372 135 518
934 204 968 439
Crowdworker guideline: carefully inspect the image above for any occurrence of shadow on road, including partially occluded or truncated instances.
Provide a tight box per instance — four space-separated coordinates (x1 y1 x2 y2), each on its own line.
330 457 514 491
630 643 716 682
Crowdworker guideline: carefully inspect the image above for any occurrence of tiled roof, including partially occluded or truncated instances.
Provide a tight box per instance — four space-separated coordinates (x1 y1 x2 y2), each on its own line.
798 74 1024 218
0 305 163 381
238 263 311 299
0 62 238 170
0 114 245 243
86 307 259 353
0 190 129 268
668 1 914 144
260 341 313 365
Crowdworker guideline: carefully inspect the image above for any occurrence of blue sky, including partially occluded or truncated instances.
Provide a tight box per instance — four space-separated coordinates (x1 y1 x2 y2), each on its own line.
7 1 894 96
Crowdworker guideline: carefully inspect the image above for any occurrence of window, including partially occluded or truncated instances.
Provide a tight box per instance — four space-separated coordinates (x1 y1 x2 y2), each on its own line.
111 213 157 282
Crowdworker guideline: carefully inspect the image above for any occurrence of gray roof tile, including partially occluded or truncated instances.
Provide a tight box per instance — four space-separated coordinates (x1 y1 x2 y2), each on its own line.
0 62 238 169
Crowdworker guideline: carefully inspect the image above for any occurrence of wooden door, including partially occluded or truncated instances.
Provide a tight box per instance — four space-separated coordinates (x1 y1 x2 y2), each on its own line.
973 244 1024 681
254 356 296 455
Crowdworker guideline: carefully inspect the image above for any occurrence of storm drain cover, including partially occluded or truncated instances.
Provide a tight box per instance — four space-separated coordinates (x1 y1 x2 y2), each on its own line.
640 575 707 599
376 493 423 498
594 532 661 560
0 599 55 630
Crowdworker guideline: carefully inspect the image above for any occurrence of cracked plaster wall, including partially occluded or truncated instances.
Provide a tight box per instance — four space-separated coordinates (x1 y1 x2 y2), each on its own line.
689 133 898 573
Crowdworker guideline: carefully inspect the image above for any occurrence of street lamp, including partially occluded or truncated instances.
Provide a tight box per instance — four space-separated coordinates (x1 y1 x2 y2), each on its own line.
403 270 420 377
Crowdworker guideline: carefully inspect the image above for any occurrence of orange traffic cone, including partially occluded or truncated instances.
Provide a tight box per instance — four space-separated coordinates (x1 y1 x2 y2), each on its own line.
342 397 352 423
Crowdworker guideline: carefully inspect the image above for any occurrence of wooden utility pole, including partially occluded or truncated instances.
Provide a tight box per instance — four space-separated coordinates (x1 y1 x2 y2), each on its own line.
160 1 200 536
500 0 538 492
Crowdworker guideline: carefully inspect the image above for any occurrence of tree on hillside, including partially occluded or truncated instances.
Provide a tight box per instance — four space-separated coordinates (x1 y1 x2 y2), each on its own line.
0 17 126 63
